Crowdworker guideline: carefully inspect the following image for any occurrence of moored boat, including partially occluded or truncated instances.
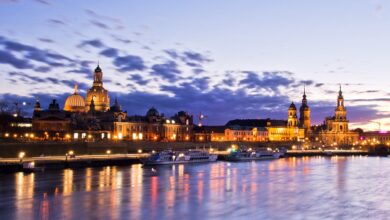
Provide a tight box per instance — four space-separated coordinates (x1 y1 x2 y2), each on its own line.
141 150 218 166
224 149 281 162
22 161 45 173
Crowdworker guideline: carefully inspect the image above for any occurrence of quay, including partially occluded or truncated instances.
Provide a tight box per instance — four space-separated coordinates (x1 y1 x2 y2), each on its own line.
0 153 150 173
0 149 384 173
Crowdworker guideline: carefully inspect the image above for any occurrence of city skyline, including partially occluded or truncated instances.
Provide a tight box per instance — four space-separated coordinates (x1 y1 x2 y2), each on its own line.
1 1 390 130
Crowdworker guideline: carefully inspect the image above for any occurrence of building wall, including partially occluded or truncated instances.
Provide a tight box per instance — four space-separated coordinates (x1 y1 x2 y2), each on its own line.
267 126 304 141
224 128 268 141
113 121 191 141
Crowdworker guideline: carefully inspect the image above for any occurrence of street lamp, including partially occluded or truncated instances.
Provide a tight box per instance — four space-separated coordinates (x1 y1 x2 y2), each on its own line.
19 151 25 163
106 150 111 158
137 149 143 154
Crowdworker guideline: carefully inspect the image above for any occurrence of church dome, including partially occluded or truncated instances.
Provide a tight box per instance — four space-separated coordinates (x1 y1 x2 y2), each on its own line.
289 102 297 110
146 107 159 117
64 85 86 112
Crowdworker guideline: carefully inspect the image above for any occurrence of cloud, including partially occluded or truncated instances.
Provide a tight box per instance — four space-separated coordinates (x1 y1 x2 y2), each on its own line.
0 36 73 69
151 61 181 82
38 38 54 43
113 55 145 71
85 9 123 30
164 49 212 68
239 71 294 92
111 35 132 44
90 20 110 30
35 0 49 5
129 74 149 86
0 50 34 69
47 19 66 26
78 39 105 48
182 51 212 63
100 48 119 58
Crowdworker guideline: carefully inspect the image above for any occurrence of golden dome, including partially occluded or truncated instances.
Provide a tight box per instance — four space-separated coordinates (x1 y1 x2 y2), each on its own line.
64 85 86 112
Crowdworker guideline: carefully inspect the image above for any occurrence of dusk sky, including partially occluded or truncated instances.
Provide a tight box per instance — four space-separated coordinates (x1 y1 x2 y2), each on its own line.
1 0 390 130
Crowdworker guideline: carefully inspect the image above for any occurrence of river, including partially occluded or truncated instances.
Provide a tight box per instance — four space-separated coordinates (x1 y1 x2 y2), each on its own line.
0 156 389 219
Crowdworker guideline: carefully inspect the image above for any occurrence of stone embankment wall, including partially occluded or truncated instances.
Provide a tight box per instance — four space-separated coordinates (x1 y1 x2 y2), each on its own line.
0 141 295 158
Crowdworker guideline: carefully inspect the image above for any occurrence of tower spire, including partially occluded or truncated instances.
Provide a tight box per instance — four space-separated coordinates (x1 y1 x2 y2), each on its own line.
74 84 78 94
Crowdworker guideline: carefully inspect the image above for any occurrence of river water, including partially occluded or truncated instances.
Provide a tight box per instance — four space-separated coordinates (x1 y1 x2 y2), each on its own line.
1 156 390 219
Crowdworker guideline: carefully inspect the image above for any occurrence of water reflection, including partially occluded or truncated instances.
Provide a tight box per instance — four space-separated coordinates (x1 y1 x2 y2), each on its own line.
2 157 390 219
15 172 35 219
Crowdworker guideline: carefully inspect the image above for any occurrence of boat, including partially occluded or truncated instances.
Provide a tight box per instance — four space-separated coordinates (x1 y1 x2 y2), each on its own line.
141 150 218 166
22 161 45 173
224 149 281 162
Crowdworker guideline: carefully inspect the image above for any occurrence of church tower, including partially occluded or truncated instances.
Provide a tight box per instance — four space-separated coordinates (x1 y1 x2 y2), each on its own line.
334 85 348 132
85 65 110 112
299 86 311 130
287 102 298 127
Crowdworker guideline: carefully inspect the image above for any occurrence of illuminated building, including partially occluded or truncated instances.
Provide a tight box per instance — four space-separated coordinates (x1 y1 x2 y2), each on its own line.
32 99 72 139
225 126 268 142
318 86 359 145
85 65 110 112
64 85 86 112
299 86 311 132
113 109 193 141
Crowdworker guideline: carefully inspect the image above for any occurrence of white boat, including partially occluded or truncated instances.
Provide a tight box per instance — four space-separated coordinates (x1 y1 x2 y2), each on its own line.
141 150 218 166
225 150 281 162
22 161 44 172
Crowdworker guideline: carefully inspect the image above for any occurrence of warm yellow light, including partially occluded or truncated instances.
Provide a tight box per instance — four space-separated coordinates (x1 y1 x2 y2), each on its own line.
106 150 111 154
65 134 71 139
18 152 25 159
30 133 34 138
88 134 92 139
24 133 29 137
137 149 143 153
68 150 74 155
5 133 9 137
152 150 156 154
13 134 17 138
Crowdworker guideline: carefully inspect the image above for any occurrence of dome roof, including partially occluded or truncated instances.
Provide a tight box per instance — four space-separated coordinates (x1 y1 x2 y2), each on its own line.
146 107 159 117
64 85 86 112
289 102 297 110
95 65 102 73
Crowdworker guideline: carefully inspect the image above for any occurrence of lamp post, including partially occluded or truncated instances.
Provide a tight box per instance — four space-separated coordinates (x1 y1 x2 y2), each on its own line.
19 152 25 163
106 150 111 158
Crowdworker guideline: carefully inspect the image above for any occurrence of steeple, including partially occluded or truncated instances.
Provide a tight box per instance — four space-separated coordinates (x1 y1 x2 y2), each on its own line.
299 86 311 130
93 64 103 87
337 84 344 107
288 102 298 127
73 84 79 94
302 85 307 105
34 99 41 112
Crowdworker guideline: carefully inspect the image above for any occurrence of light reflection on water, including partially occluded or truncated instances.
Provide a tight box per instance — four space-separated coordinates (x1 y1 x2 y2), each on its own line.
1 156 390 219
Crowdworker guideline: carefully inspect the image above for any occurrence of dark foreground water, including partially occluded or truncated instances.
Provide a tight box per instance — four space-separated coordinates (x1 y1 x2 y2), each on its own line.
1 156 390 219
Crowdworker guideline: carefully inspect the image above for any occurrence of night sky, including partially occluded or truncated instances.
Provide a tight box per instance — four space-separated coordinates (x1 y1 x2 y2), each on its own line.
1 0 390 130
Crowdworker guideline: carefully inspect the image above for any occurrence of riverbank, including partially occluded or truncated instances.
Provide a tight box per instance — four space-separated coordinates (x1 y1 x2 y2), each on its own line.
0 140 294 158
0 153 148 173
1 149 386 174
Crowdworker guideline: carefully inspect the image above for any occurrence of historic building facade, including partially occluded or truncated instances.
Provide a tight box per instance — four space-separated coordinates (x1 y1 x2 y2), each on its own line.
299 87 311 132
318 86 359 145
32 65 193 141
85 65 110 112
